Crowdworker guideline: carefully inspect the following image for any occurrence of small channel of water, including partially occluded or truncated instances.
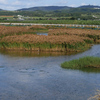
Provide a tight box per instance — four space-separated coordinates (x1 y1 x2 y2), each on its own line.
0 45 100 100
37 32 48 36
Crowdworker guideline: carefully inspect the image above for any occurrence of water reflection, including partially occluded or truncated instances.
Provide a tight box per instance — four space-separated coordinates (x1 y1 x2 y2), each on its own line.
64 68 100 73
0 50 78 57
80 68 100 73
37 33 48 36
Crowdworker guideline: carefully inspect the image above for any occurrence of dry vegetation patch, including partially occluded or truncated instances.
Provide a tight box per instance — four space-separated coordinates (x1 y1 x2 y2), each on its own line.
0 25 46 37
0 34 90 44
28 25 46 30
0 25 99 52
48 28 100 36
0 26 34 37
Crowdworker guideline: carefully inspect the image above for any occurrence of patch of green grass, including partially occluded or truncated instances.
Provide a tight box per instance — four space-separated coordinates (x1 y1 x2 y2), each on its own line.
84 39 94 44
1 20 100 25
61 56 100 69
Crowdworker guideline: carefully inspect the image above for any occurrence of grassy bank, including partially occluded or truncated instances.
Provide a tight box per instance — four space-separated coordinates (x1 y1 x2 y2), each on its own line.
0 41 90 52
61 56 100 69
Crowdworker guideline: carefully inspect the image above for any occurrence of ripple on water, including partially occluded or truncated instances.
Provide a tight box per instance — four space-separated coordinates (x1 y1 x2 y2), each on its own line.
0 66 4 68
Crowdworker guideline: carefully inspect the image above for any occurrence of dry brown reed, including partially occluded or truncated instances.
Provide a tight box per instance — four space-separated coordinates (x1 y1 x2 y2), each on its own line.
0 34 90 44
0 26 98 51
0 25 46 37
0 26 33 37
48 28 100 36
88 90 100 100
28 25 46 30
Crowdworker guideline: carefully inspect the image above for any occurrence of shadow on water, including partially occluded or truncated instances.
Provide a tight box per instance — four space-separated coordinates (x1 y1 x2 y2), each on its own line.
64 68 100 73
80 68 100 73
0 50 79 57
0 66 4 68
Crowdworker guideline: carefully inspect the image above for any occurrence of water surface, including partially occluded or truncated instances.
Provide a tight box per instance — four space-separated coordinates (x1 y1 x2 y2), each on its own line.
0 45 100 100
37 32 48 36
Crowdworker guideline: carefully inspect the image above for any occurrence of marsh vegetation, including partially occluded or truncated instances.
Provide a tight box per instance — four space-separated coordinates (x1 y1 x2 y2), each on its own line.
0 25 100 52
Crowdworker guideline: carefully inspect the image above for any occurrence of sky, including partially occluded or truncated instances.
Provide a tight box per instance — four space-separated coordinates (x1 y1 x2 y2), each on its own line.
0 0 100 10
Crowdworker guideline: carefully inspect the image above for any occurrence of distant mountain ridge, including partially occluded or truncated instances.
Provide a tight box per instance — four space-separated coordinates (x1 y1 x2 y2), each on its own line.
78 5 100 8
17 5 100 11
0 9 3 11
17 6 72 11
0 5 100 11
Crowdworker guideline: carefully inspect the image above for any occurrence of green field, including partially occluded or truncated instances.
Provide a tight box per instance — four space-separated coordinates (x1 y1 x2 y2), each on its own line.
1 20 100 25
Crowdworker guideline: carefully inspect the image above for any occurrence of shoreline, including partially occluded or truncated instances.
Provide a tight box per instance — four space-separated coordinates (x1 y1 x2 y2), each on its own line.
0 44 91 53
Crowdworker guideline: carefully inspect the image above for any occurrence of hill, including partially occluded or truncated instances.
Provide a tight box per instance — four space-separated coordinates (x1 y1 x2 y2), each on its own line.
78 5 100 9
0 9 3 11
17 6 72 11
17 5 100 12
0 5 100 19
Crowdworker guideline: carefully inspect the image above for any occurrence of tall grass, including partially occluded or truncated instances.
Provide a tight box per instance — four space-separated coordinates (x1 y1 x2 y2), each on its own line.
0 41 89 52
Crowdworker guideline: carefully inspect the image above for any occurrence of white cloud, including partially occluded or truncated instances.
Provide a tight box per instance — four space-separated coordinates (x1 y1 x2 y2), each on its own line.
81 3 88 6
0 0 7 4
69 4 77 7
1 0 35 10
10 0 36 8
12 1 21 6
93 3 97 6
26 3 35 7
56 0 68 6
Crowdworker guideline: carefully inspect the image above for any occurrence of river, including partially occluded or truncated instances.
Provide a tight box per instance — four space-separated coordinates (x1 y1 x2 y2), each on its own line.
0 45 100 100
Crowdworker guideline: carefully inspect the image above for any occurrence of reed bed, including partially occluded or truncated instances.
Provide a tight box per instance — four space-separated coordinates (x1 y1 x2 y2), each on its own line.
0 25 46 38
48 28 100 36
48 28 100 43
28 25 46 30
0 34 90 44
0 34 91 51
0 25 98 52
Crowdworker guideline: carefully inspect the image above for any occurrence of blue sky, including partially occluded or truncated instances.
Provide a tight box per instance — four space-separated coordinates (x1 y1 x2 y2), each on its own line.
0 0 100 10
